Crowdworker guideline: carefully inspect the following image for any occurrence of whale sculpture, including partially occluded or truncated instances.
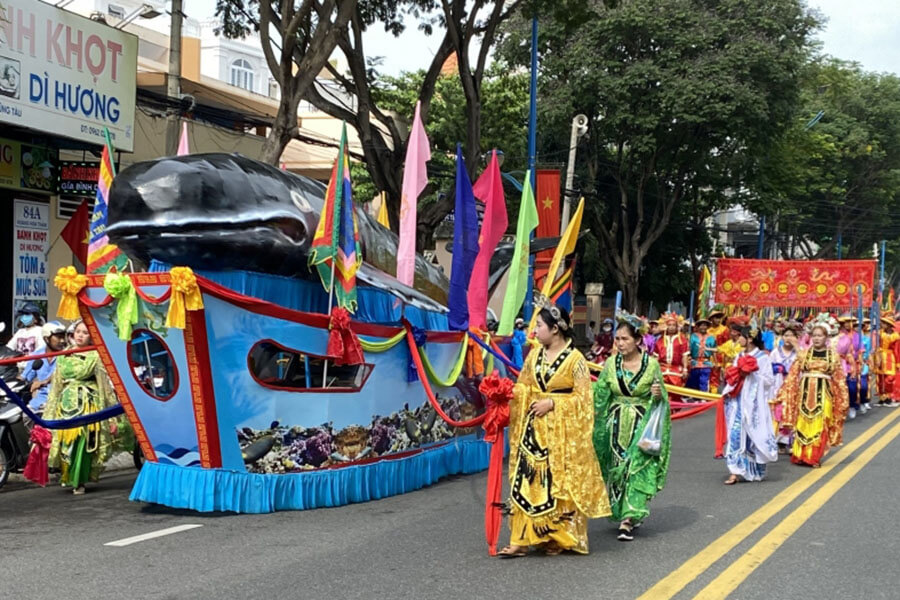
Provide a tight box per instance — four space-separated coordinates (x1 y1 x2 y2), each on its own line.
106 153 451 304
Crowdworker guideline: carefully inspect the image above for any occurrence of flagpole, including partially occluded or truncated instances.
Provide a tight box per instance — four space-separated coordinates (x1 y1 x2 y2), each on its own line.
523 14 538 324
322 258 336 388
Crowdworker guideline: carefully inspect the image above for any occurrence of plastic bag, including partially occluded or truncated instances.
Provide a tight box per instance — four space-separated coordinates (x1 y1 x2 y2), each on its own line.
637 402 664 456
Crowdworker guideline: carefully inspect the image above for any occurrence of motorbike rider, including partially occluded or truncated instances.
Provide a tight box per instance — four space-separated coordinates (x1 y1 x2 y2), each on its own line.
6 302 45 357
21 321 67 412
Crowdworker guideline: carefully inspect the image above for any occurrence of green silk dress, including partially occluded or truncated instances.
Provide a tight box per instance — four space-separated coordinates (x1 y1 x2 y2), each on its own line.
592 352 672 522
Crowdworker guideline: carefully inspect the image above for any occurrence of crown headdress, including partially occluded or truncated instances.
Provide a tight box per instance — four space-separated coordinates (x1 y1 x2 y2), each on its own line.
806 312 838 337
616 309 648 335
533 293 569 331
660 311 684 325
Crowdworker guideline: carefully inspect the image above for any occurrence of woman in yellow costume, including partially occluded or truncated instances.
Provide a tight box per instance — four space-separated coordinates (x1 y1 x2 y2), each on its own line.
777 314 849 467
44 320 119 494
497 300 610 557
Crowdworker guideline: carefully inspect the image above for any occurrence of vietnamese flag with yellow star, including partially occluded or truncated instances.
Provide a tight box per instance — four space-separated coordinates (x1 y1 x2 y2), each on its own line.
535 170 561 261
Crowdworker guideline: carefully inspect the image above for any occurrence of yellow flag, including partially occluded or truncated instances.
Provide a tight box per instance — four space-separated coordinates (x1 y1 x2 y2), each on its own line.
528 197 584 332
377 191 390 229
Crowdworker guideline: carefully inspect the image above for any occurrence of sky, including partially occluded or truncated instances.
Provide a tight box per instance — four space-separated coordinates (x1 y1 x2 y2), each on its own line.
186 0 898 76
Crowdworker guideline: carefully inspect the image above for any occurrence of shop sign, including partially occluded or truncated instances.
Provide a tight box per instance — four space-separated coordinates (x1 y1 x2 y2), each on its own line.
59 160 112 196
12 198 49 319
0 1 137 151
0 137 58 192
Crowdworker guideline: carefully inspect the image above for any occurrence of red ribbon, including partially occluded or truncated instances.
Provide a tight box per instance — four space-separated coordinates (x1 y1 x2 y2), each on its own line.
479 373 513 557
23 425 52 487
326 307 364 366
724 355 759 397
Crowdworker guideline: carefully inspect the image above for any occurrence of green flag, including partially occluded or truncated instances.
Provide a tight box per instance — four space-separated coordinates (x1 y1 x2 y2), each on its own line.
498 170 539 335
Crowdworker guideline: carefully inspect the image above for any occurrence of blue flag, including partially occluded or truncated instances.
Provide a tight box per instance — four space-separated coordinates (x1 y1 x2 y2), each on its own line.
448 144 480 331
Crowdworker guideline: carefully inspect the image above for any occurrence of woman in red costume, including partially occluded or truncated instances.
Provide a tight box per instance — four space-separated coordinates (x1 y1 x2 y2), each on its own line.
653 312 689 402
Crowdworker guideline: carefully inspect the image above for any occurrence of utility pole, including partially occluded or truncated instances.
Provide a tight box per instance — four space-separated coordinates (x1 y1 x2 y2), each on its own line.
165 0 184 156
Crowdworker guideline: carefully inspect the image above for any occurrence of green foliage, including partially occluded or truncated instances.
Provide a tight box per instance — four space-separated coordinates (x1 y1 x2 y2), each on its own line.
499 0 821 309
751 58 900 259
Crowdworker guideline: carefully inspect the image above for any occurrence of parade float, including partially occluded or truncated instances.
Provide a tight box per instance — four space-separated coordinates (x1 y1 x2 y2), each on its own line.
29 134 519 515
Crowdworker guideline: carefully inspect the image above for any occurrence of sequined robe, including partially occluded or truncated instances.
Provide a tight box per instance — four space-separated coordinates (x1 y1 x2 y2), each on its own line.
43 351 118 486
593 353 671 522
777 347 849 467
508 343 611 553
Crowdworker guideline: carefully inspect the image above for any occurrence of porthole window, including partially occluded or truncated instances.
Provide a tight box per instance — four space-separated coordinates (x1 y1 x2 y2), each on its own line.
248 340 373 392
128 329 179 401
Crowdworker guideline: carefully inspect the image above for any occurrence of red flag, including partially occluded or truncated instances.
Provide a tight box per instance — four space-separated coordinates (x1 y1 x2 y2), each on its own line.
60 199 90 266
535 170 561 262
468 150 509 329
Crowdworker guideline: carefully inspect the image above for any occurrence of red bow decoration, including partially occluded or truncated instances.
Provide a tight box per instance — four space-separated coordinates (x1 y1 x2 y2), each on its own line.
326 307 364 366
23 425 52 487
725 354 759 397
479 371 514 556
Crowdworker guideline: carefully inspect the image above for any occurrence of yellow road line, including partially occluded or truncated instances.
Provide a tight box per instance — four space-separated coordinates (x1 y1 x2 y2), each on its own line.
636 408 900 600
694 415 900 599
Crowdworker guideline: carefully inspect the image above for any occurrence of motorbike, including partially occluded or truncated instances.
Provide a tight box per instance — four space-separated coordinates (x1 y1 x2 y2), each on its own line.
0 345 32 489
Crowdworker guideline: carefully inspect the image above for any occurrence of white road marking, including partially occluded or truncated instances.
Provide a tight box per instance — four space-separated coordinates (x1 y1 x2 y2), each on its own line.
104 524 203 547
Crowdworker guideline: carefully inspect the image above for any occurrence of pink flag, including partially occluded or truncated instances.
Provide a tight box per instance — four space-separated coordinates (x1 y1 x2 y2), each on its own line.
467 150 508 329
396 101 431 287
176 121 190 156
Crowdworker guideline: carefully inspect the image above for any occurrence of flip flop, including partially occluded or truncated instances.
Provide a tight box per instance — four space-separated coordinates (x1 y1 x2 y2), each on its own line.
497 546 528 559
723 475 740 485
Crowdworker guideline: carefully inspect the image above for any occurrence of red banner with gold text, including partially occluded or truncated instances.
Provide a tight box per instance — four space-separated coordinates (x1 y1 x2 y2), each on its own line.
715 259 875 308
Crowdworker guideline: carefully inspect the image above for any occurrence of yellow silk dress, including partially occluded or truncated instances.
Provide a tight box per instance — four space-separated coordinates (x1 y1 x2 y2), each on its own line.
508 343 611 553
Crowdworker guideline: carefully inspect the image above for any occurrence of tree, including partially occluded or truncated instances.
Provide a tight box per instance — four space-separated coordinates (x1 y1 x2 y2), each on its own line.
308 0 526 239
750 58 900 260
499 0 820 310
215 0 357 164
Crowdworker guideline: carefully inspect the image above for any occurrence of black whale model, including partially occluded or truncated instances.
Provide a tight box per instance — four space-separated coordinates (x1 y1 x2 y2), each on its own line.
105 153 451 305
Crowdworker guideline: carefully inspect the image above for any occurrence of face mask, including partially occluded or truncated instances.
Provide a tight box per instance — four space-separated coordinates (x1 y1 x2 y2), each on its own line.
20 314 34 326
153 377 165 388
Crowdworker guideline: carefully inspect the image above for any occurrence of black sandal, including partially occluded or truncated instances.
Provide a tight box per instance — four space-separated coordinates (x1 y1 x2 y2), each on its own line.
617 521 634 541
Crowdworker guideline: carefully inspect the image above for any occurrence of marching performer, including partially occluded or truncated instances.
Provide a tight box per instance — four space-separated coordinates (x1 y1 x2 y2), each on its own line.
652 313 690 403
876 317 898 405
687 318 718 393
769 321 801 451
722 325 777 484
777 314 849 467
836 315 861 419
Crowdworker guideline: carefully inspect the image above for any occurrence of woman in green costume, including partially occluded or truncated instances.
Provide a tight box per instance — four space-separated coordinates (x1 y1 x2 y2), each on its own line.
593 317 671 541
44 320 118 495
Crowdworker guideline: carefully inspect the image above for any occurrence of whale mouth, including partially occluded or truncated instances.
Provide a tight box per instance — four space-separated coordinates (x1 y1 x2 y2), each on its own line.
109 217 312 277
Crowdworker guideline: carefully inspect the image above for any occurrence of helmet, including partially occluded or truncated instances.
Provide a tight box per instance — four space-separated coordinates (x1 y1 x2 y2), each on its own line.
16 302 41 315
42 321 66 339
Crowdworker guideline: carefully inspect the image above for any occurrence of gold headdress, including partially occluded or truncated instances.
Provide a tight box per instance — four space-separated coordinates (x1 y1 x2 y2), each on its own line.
533 293 570 331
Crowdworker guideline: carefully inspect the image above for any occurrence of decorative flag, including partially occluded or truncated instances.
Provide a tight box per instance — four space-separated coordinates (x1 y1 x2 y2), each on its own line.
468 150 509 329
884 287 895 314
448 145 480 331
698 265 712 319
176 121 190 156
309 123 362 312
498 169 538 335
535 170 561 262
528 197 584 332
549 259 575 312
60 198 90 266
87 131 126 274
376 191 390 229
397 101 431 287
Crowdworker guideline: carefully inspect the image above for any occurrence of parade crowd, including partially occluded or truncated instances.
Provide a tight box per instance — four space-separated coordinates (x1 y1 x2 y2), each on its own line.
500 300 876 557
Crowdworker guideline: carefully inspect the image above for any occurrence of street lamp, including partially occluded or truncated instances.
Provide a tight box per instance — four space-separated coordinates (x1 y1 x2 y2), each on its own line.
114 4 163 29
